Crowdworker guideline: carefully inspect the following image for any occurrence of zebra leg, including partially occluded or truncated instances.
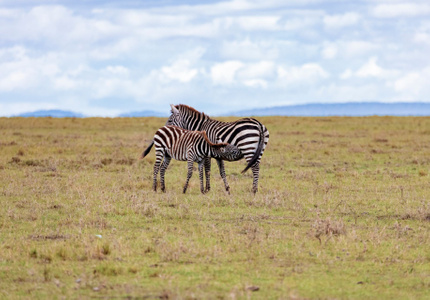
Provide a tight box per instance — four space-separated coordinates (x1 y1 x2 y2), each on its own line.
152 153 163 192
251 162 260 194
204 157 211 193
198 162 205 194
216 159 230 194
183 160 194 194
160 156 171 193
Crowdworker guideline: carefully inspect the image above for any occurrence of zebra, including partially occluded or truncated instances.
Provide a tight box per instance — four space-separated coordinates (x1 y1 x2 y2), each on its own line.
166 104 269 194
141 125 243 194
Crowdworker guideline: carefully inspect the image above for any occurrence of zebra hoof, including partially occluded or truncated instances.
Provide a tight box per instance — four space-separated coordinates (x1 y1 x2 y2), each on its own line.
225 186 230 195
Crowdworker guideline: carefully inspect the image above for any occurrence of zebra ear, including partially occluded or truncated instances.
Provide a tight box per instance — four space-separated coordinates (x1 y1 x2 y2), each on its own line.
170 104 179 114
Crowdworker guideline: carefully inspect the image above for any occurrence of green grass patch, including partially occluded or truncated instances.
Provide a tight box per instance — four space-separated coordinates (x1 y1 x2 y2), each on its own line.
1 116 429 299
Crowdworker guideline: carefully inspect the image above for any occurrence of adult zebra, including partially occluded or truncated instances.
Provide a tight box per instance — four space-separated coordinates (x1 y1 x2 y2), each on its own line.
166 104 269 194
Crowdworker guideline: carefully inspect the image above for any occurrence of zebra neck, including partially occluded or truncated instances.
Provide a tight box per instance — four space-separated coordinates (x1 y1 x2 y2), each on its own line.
209 147 220 158
189 114 210 131
199 117 211 130
201 119 223 141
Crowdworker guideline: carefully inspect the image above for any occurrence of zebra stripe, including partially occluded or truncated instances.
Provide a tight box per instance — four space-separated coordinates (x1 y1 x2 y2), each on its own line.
166 104 269 193
141 125 242 194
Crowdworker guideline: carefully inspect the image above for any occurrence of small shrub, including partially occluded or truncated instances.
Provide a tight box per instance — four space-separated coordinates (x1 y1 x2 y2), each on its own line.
24 159 41 166
418 170 428 177
29 249 38 258
102 243 111 256
116 158 135 166
39 254 53 264
312 217 346 244
10 157 21 164
56 247 68 260
101 158 113 165
374 138 388 143
94 264 123 276
43 267 51 282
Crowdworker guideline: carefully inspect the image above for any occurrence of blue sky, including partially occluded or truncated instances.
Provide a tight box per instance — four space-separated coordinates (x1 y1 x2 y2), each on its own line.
0 0 429 116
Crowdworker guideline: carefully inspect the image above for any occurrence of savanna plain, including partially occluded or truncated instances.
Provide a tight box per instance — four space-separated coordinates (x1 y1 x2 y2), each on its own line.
1 116 429 299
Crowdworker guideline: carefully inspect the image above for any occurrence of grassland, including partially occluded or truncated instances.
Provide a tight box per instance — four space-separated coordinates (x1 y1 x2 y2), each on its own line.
0 116 429 299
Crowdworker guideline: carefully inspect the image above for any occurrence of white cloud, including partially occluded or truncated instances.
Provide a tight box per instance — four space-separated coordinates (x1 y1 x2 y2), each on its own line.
111 10 191 27
321 43 338 59
356 57 384 78
342 41 379 58
318 40 380 61
161 60 199 83
394 67 430 97
277 63 329 86
220 39 279 60
91 77 135 99
340 69 353 80
0 47 60 92
0 70 34 92
414 32 430 45
355 57 402 80
371 3 430 18
89 39 137 61
210 60 276 88
235 15 280 31
149 0 276 17
53 76 77 90
210 61 244 85
317 82 392 102
105 66 130 76
237 61 275 80
282 14 321 31
323 12 361 29
340 57 399 80
242 79 268 88
394 73 421 95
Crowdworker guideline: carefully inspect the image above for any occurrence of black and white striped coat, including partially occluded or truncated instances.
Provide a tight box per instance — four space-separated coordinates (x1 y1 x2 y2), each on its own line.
166 104 269 194
141 125 243 194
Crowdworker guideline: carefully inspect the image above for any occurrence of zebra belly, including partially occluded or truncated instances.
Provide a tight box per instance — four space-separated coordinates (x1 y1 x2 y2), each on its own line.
166 149 187 161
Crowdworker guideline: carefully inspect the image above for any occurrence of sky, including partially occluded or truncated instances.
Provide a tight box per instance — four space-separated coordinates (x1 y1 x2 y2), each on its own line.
0 0 429 116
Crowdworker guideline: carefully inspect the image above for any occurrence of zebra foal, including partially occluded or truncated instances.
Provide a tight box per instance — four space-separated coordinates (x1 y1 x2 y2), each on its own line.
141 125 242 194
166 104 269 194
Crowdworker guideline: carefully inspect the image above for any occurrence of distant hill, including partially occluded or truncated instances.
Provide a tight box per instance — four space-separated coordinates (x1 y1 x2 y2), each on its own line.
229 102 430 117
16 110 84 118
12 102 430 118
118 110 168 117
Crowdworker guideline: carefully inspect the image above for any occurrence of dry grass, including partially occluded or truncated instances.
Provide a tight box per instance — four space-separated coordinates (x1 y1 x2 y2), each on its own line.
0 116 430 299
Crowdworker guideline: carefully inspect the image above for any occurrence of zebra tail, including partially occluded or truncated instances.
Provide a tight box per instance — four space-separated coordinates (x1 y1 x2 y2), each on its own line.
241 124 264 174
140 140 154 159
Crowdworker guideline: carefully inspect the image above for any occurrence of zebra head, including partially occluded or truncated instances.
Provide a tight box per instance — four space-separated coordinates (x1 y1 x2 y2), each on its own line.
166 104 208 131
166 104 183 128
213 144 243 162
201 131 243 161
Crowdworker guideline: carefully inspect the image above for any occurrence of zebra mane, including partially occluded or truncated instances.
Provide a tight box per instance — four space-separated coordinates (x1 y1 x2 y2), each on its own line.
200 131 228 148
176 104 208 119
